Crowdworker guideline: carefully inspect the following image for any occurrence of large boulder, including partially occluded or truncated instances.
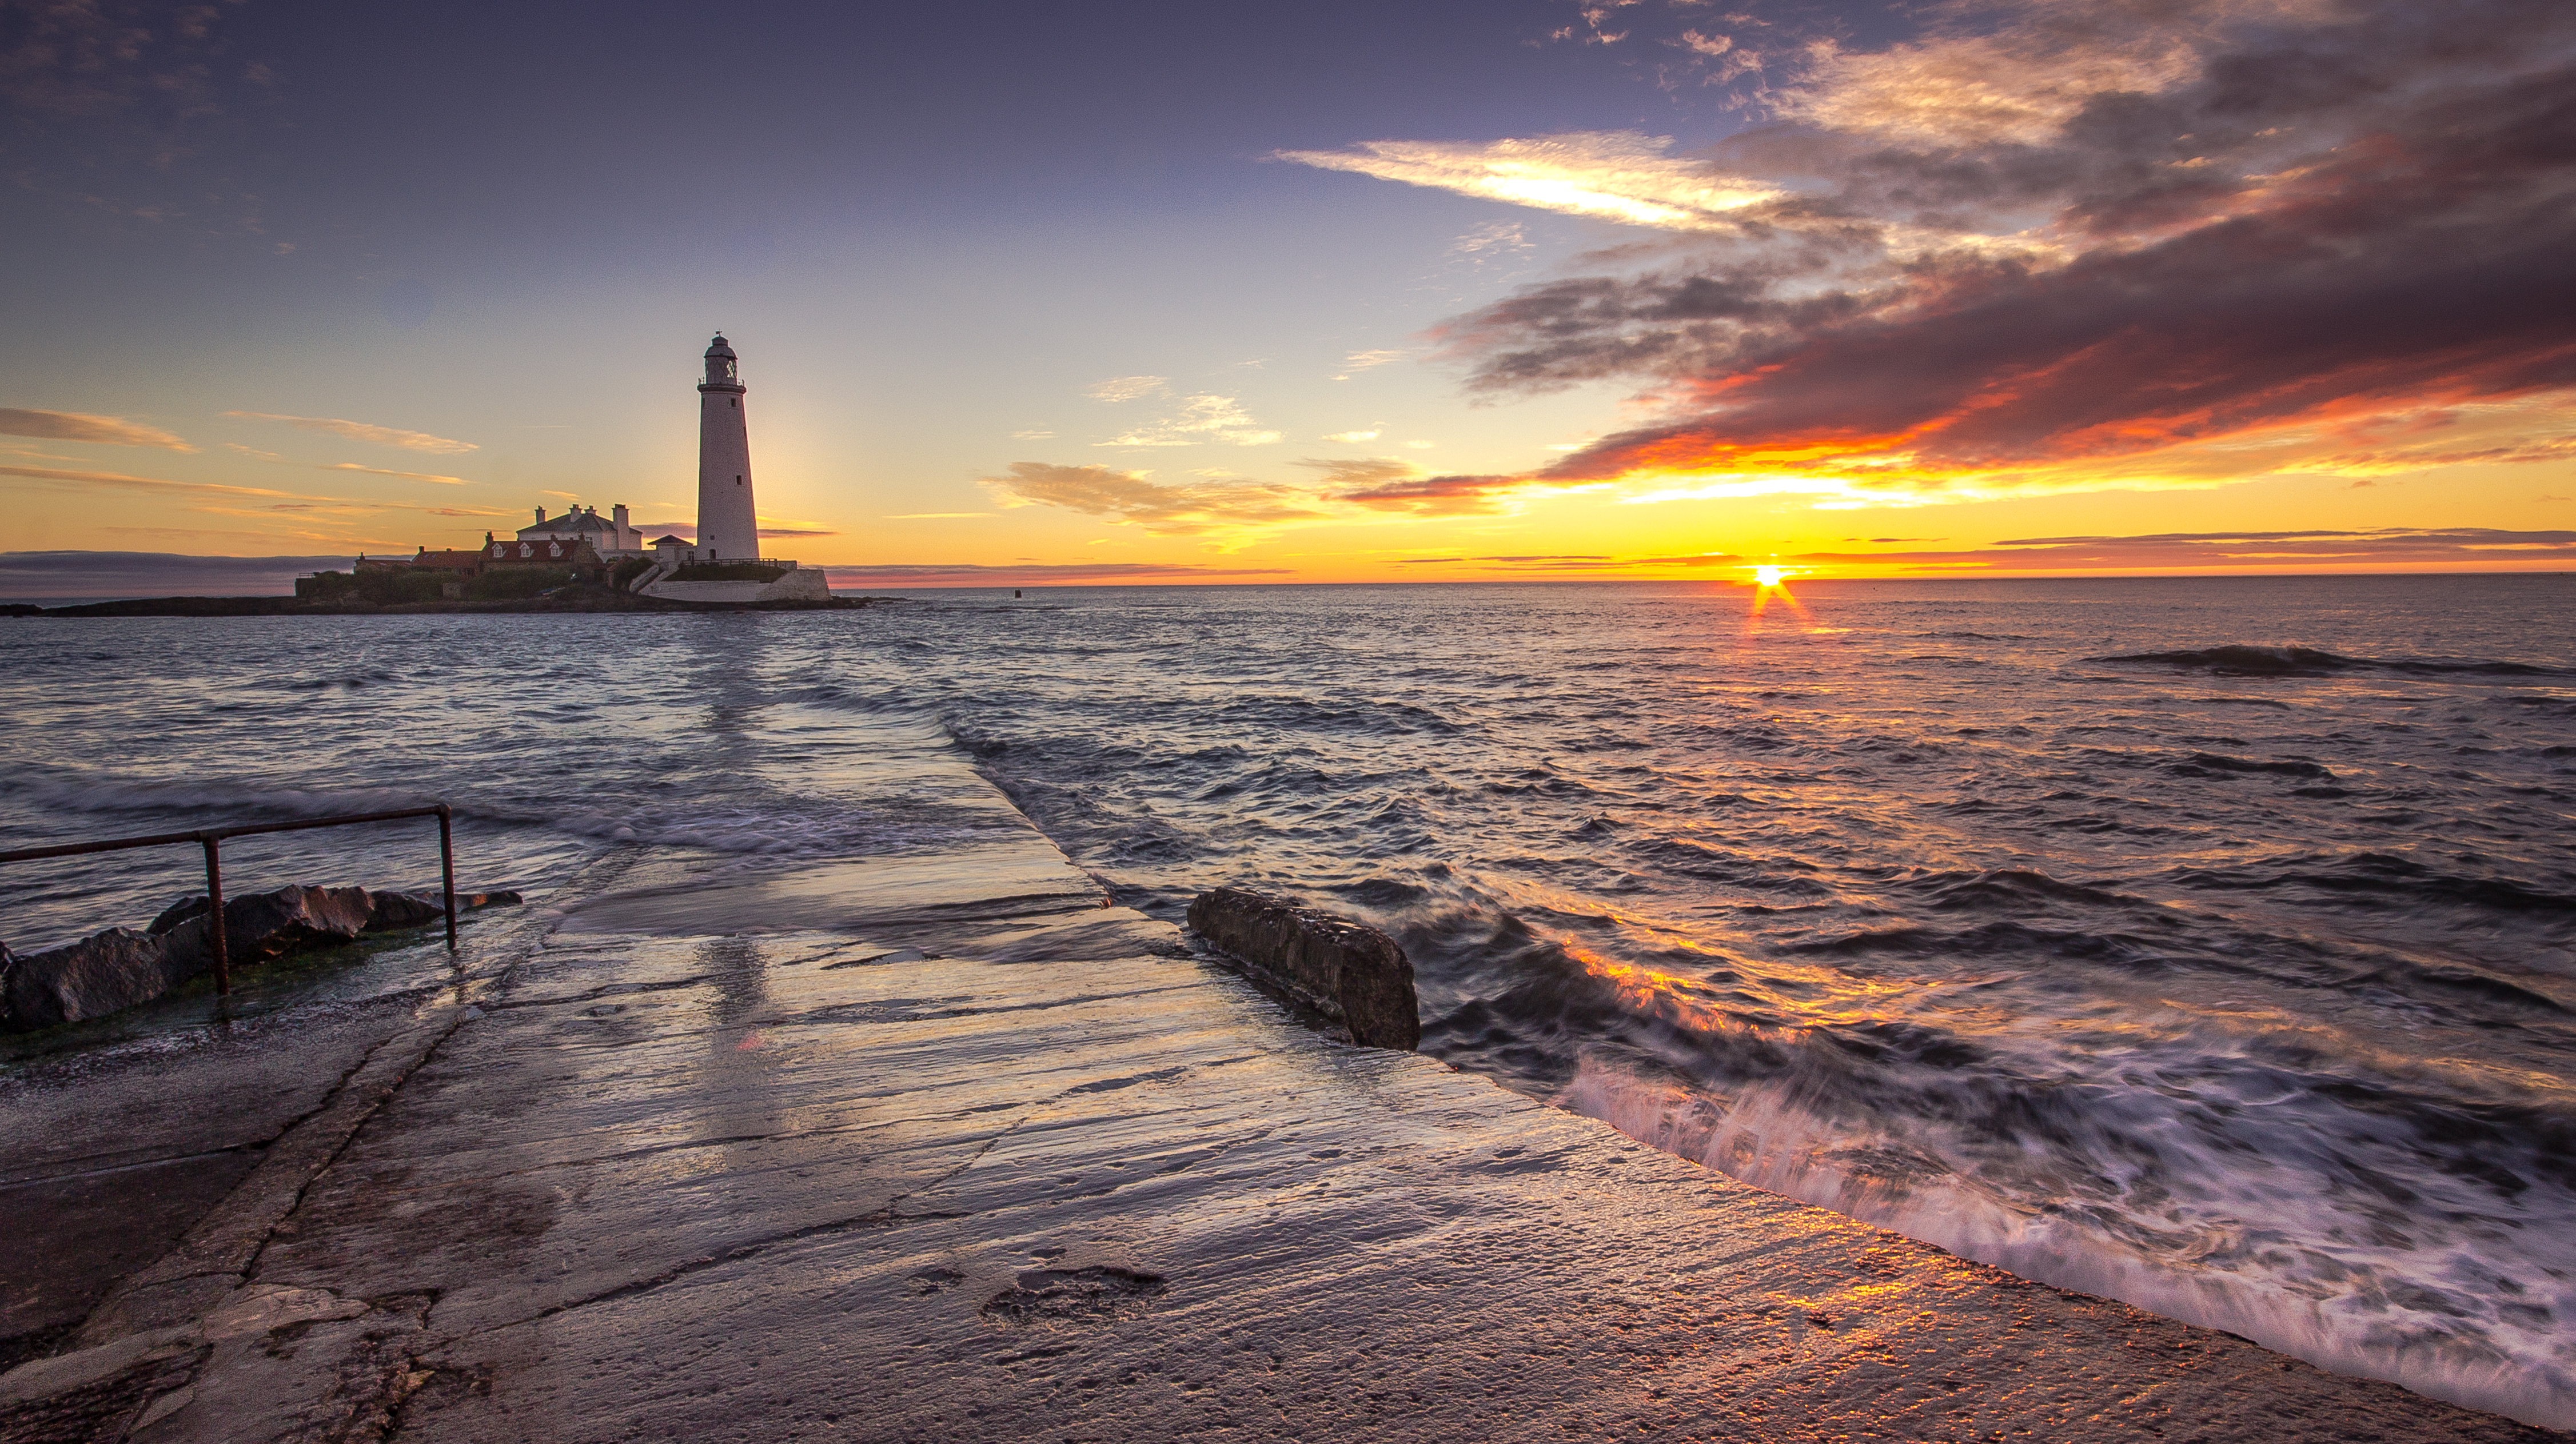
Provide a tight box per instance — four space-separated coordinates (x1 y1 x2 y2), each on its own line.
0 928 174 1030
1185 887 1421 1050
364 890 446 931
364 889 523 931
158 885 375 978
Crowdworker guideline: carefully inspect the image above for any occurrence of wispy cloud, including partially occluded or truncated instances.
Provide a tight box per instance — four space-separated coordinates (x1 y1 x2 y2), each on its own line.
1322 428 1383 443
982 462 1325 536
1097 394 1282 448
0 408 194 451
1084 376 1167 402
324 462 469 485
1332 349 1409 381
2 464 305 500
226 412 478 454
823 560 1292 588
884 512 993 520
1278 131 1783 230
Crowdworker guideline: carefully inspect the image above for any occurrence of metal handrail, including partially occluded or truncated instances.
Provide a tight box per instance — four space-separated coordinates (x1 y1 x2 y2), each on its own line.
0 804 457 995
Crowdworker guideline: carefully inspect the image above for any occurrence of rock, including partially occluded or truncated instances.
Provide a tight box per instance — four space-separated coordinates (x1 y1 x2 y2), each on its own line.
365 889 521 931
2 885 527 1031
1185 887 1421 1050
159 885 375 979
147 896 208 935
364 891 446 931
1 928 177 1030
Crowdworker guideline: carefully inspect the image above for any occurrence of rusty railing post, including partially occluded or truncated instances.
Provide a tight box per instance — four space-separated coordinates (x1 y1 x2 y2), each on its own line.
199 831 230 995
2 802 465 994
436 804 457 954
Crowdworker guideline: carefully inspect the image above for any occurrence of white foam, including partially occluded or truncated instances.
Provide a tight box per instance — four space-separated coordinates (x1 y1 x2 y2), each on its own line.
1558 1061 2576 1430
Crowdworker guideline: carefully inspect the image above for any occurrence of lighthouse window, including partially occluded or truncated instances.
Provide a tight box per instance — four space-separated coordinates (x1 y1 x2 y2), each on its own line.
729 397 737 408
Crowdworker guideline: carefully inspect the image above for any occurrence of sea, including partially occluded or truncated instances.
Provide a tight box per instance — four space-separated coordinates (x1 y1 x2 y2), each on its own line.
4 575 2571 1427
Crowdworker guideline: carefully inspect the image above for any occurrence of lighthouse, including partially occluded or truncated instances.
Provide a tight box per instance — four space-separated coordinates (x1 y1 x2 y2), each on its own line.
695 333 759 560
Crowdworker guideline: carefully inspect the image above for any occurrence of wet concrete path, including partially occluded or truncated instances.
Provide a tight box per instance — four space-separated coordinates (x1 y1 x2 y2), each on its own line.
3 752 2561 1441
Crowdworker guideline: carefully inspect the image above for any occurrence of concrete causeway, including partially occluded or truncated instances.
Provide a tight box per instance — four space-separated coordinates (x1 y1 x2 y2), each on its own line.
1 736 2559 1442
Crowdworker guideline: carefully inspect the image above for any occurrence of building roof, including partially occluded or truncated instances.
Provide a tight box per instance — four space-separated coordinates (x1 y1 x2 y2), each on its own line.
413 549 484 571
517 509 621 540
649 534 692 546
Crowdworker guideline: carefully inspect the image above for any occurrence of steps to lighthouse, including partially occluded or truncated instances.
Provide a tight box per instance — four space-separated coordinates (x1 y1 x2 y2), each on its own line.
640 568 831 605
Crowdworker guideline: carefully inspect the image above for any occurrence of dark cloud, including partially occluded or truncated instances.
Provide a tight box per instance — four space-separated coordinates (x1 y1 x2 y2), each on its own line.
0 549 345 599
1800 526 2576 571
1434 0 2576 487
2 0 276 233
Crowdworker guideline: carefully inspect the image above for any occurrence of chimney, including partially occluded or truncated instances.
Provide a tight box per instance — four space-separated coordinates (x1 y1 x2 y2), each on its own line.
535 506 547 523
613 503 631 550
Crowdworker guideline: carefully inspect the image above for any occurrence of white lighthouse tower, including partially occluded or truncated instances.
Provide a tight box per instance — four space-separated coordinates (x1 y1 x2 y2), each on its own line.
695 333 759 561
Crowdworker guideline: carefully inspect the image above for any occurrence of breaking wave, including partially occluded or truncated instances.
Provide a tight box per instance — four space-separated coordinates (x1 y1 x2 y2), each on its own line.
2098 643 2573 677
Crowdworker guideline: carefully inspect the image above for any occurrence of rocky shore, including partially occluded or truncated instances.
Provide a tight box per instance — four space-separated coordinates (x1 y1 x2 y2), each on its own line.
1 885 519 1032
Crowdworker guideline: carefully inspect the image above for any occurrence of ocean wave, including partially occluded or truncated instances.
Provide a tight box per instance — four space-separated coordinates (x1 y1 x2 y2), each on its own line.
2098 644 2571 677
1559 1062 2576 1430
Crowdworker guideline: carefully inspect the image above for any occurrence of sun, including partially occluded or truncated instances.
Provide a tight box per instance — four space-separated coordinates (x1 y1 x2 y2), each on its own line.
1754 565 1787 587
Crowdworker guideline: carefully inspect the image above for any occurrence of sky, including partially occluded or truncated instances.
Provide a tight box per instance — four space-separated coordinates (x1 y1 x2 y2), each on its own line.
3 0 2572 593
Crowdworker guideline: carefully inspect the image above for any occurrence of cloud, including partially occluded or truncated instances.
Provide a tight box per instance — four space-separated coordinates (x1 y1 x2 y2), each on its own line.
1797 527 2576 572
1322 427 1383 443
884 512 992 519
1448 221 1534 264
1394 552 1742 571
1329 472 1526 517
756 527 837 538
1084 376 1167 402
1279 131 1783 230
1295 456 1584 517
982 462 1326 536
1312 0 2576 502
0 408 194 451
0 552 357 601
1010 429 1055 440
324 462 469 485
2 464 304 500
1096 394 1282 448
1338 349 1407 374
226 412 478 454
821 560 1292 589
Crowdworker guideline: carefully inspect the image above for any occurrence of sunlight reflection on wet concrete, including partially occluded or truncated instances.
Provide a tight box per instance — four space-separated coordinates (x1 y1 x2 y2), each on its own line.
7 746 2558 1441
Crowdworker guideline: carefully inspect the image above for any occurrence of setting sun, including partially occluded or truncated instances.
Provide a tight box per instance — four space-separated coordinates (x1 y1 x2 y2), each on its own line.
1754 565 1787 587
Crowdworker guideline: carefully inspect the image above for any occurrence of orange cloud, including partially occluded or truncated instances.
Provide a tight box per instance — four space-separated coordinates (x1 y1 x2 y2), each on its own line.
0 408 194 451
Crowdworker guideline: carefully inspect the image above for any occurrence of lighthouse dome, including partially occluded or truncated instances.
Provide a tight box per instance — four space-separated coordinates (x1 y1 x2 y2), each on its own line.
704 333 737 360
